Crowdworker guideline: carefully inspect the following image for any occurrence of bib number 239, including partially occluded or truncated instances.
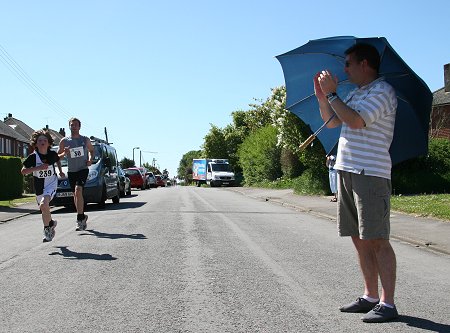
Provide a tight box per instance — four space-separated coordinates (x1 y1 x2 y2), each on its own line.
38 169 53 178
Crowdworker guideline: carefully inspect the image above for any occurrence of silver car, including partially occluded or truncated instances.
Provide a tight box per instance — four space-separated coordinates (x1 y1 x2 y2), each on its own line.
145 172 157 188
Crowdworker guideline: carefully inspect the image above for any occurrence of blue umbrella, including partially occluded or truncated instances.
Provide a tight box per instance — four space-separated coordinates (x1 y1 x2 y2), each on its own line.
276 36 433 165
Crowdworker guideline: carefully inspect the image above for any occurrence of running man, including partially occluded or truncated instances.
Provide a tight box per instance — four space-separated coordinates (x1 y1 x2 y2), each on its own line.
58 117 94 231
22 129 65 242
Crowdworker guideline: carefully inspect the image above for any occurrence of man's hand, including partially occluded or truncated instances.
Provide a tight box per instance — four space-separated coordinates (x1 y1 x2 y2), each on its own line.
314 72 326 100
318 70 338 95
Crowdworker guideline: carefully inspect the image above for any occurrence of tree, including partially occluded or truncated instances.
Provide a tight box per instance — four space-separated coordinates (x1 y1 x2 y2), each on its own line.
238 125 281 185
142 162 160 174
120 157 135 169
177 150 202 183
202 124 228 159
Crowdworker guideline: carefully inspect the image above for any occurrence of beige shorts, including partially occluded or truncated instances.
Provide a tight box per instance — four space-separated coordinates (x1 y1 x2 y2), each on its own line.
337 170 391 240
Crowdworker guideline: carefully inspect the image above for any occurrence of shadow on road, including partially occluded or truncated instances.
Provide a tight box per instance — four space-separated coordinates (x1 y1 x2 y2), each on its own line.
79 229 147 240
399 315 450 332
48 246 117 260
51 201 147 215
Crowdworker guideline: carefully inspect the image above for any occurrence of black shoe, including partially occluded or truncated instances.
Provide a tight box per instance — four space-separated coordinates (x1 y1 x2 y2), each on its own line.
340 297 378 313
361 304 399 323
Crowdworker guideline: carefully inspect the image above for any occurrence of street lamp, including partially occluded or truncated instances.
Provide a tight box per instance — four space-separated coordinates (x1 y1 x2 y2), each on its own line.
132 147 140 166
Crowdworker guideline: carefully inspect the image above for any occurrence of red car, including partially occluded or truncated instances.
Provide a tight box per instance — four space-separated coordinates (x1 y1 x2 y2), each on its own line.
155 175 166 187
124 167 146 190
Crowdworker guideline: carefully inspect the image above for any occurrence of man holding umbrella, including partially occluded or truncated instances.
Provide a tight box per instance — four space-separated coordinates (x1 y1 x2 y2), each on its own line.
314 43 399 323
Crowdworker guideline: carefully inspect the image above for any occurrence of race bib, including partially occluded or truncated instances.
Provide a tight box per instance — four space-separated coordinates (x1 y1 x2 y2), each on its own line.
33 165 54 179
70 147 84 158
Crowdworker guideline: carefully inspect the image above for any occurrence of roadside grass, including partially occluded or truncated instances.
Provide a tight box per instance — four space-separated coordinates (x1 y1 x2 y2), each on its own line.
251 178 450 222
0 194 35 208
391 194 450 222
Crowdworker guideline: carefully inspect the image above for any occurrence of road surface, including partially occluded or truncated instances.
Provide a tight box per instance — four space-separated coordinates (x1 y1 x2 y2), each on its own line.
1 186 449 332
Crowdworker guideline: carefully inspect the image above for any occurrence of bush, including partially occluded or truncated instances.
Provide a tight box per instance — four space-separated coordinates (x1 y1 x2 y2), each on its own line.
0 156 23 200
238 125 281 185
392 138 450 194
292 168 329 196
280 147 302 179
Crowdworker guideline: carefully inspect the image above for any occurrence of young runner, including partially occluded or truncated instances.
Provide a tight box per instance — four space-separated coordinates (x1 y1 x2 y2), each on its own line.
21 129 65 242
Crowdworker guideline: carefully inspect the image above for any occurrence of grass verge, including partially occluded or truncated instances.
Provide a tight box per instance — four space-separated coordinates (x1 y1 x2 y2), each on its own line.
391 194 450 222
0 194 35 208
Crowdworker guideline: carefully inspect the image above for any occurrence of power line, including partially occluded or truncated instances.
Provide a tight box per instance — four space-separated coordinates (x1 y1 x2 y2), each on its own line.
0 43 72 120
0 44 106 140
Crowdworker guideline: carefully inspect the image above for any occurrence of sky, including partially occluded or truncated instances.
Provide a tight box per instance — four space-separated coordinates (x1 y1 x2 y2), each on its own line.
1 0 449 177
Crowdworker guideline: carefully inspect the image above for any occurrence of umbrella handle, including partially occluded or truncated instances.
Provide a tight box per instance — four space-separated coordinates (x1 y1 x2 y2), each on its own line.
298 114 337 151
299 134 316 151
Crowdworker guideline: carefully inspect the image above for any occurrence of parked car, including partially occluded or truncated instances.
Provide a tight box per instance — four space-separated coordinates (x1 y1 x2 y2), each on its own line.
124 167 146 190
136 167 152 189
155 174 166 187
146 171 157 188
118 167 131 197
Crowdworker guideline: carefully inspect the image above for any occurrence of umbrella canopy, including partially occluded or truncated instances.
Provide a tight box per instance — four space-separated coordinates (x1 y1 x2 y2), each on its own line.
276 36 433 165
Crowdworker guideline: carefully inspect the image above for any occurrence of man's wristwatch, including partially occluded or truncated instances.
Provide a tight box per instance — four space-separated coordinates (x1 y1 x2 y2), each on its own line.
326 92 338 103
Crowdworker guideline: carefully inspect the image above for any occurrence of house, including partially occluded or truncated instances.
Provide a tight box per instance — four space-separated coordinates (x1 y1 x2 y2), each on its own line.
2 113 66 158
430 63 450 139
0 120 30 158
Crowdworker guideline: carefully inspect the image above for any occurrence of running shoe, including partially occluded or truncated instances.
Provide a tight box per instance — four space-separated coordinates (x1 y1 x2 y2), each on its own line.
76 220 82 231
43 226 53 242
76 215 88 231
49 220 57 239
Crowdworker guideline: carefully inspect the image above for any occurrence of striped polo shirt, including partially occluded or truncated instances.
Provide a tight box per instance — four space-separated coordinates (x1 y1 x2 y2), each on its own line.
334 77 397 180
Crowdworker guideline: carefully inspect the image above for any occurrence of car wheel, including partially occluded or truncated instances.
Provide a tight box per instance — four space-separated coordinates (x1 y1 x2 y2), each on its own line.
98 185 107 209
112 194 120 204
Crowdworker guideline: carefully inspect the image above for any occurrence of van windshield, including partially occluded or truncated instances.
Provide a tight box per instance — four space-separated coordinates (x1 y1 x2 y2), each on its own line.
211 163 231 172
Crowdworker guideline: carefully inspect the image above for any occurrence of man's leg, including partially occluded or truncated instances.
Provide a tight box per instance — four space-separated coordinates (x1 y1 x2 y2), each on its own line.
74 184 84 214
372 239 396 305
352 236 380 299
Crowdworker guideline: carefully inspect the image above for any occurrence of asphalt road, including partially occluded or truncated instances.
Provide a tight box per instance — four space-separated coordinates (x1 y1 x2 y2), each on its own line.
1 186 449 333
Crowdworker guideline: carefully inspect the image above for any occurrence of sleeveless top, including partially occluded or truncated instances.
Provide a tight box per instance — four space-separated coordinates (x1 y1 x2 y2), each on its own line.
61 135 89 172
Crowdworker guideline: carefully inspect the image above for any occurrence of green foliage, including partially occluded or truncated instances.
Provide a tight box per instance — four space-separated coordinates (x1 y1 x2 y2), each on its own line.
0 156 23 200
238 125 281 185
392 138 450 194
23 173 33 194
291 168 329 196
177 150 202 182
280 147 302 179
251 176 294 189
202 124 228 159
391 194 450 221
120 157 135 169
142 162 160 175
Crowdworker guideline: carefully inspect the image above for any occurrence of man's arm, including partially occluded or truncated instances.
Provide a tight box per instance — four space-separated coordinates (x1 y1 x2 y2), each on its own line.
328 98 366 129
314 72 341 128
316 71 365 129
57 139 66 159
86 137 94 166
